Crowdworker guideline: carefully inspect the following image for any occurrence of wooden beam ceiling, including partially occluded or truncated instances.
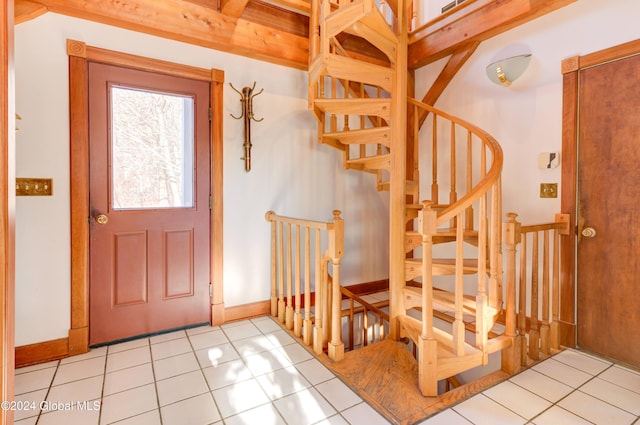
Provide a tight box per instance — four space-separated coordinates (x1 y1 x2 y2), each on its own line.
14 0 576 72
15 0 46 24
16 0 310 69
408 0 577 70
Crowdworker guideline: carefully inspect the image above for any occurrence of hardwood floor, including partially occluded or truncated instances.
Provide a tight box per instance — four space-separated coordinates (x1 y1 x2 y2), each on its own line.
328 339 509 425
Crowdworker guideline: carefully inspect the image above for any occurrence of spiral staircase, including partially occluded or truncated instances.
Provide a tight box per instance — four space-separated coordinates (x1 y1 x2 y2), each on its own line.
308 0 518 396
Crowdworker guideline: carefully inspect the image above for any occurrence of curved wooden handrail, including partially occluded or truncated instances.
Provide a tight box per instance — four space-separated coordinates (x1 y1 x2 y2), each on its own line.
407 97 503 225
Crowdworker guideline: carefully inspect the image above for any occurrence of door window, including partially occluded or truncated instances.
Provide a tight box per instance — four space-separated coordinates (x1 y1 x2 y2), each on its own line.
110 85 195 210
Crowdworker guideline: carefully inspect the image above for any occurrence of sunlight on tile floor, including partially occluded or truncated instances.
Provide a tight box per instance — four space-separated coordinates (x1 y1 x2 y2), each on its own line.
13 316 640 425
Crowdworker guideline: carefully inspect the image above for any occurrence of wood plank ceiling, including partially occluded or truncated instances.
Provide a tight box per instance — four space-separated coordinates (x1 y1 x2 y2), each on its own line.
15 0 575 71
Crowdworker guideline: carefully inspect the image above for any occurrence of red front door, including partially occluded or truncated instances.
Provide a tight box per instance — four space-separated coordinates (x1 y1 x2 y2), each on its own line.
88 62 211 345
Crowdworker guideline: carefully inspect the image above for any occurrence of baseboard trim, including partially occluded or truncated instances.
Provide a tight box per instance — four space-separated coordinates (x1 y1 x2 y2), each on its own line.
225 300 271 322
16 279 389 366
15 338 69 368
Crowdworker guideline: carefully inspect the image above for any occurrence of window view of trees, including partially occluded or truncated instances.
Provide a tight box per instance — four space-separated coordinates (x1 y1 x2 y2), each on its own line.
110 86 195 209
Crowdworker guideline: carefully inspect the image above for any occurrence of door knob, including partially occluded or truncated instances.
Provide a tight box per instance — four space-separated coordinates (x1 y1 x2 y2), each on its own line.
95 214 109 225
581 227 596 238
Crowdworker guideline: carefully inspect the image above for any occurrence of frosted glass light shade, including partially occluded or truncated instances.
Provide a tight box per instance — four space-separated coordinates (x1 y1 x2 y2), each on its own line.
486 54 532 87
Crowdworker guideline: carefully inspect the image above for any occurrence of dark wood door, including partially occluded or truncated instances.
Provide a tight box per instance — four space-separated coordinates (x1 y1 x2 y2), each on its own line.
577 53 640 365
89 63 211 345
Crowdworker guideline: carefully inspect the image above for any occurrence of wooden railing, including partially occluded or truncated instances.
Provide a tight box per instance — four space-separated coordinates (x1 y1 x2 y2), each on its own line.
265 210 345 361
340 286 390 350
410 97 505 364
505 213 570 365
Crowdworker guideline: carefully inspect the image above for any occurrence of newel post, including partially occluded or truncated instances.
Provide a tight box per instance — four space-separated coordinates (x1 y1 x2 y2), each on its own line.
327 210 345 361
265 211 278 317
418 201 438 396
502 212 522 374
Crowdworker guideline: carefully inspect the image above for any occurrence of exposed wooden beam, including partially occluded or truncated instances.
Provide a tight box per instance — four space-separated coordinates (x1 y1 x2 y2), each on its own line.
21 0 310 69
242 0 309 38
408 0 576 70
221 0 250 19
263 0 311 15
15 0 46 24
418 40 479 126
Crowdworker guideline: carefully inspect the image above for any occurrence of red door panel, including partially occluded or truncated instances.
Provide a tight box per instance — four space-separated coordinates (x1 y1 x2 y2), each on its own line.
88 62 211 345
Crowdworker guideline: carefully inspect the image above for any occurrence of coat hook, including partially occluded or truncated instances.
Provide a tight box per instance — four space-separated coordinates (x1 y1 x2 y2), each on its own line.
230 82 264 172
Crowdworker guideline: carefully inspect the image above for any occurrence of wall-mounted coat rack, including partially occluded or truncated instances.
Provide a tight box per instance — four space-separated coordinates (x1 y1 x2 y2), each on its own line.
230 81 263 172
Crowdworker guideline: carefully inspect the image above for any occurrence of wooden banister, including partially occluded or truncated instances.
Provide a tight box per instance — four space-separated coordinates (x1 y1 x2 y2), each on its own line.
504 212 570 366
408 95 503 394
265 210 345 361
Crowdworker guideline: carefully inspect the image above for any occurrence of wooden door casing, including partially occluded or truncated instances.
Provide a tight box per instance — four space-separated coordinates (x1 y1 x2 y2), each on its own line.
68 40 225 355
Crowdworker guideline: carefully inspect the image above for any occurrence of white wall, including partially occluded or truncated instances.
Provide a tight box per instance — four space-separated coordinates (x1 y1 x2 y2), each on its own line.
14 14 389 346
415 0 640 224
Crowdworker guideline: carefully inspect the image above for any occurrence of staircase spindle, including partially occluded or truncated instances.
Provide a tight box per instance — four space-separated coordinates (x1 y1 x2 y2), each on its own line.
330 77 337 133
476 183 488 349
518 227 528 364
303 226 312 345
540 230 551 354
449 121 458 229
314 228 324 354
294 224 302 337
529 232 540 360
551 223 561 350
452 210 465 356
488 183 500 310
465 130 474 230
431 114 438 203
278 221 285 323
286 223 294 329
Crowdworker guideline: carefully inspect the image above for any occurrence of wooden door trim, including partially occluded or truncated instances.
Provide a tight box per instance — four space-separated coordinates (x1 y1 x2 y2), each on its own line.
68 39 224 355
1 0 15 420
560 38 640 348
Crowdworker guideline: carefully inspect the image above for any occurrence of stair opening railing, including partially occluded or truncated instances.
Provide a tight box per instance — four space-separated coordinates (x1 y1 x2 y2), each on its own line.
504 213 570 365
265 210 345 361
340 286 390 350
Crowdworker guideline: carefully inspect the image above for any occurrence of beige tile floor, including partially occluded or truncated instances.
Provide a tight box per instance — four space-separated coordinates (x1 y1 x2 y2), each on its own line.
13 315 640 425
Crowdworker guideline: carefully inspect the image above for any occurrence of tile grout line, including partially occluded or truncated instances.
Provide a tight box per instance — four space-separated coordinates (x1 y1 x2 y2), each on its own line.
187 324 225 423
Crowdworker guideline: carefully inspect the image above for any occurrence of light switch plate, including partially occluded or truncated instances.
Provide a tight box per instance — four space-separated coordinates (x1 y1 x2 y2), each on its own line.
540 183 557 198
16 178 53 196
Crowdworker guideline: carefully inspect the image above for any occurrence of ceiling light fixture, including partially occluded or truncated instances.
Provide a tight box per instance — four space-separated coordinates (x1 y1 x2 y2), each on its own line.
486 54 532 87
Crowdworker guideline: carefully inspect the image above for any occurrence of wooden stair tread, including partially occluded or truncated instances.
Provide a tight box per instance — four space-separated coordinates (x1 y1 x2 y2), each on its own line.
402 286 499 318
314 98 391 121
323 126 390 148
405 257 479 279
324 53 393 92
324 0 396 62
346 153 390 170
378 179 417 192
405 228 479 251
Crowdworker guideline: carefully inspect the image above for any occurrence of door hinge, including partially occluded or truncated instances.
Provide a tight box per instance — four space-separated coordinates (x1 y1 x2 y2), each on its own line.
209 195 212 209
209 283 213 298
209 107 212 121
